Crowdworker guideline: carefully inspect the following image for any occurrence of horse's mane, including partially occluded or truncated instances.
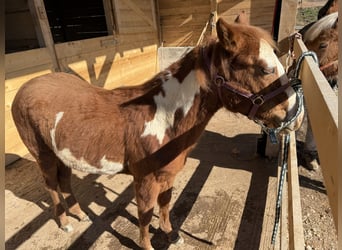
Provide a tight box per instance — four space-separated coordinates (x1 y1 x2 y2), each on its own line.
117 22 277 106
304 12 338 42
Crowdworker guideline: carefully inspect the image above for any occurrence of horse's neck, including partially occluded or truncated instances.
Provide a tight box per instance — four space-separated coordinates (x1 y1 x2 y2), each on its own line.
161 46 220 137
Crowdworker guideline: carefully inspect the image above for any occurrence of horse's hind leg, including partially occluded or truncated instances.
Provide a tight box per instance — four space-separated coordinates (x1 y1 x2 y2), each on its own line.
57 161 90 222
35 153 72 231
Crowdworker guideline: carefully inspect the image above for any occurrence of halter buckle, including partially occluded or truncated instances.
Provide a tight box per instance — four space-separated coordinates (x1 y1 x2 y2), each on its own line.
215 75 225 86
251 95 265 105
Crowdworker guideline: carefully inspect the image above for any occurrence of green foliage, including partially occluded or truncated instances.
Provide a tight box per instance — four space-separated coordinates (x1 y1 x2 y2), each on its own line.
296 7 321 26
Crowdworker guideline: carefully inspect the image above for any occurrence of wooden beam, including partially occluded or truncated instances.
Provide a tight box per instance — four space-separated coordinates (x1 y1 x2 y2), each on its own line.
0 1 4 246
28 0 60 72
102 0 115 35
287 132 305 249
339 19 342 250
294 38 338 230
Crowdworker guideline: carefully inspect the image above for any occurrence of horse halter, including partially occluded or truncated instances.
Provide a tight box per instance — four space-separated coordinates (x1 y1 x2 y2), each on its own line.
201 48 291 118
201 47 304 143
214 74 290 120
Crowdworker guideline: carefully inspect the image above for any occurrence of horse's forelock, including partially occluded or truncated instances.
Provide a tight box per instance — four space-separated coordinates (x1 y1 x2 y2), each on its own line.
234 24 278 52
304 12 338 42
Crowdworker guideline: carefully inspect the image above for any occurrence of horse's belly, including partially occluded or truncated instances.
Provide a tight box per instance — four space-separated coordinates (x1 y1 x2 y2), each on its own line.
56 147 124 175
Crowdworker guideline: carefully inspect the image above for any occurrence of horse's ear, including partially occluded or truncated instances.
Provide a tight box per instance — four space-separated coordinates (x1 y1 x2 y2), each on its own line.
234 11 249 25
333 17 338 29
216 18 240 51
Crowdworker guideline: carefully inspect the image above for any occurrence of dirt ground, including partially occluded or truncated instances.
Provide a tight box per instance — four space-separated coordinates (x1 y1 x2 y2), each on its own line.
5 109 337 249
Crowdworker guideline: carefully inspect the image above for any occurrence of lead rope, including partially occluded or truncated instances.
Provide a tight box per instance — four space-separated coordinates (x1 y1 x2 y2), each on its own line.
271 49 319 245
271 133 289 244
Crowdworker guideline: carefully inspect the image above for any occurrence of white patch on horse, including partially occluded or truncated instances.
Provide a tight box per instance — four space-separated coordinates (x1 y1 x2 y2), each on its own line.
141 71 200 144
259 39 297 117
50 112 123 175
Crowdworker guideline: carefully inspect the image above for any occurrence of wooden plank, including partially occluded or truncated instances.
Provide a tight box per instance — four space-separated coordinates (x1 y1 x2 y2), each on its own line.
159 0 209 9
259 174 279 249
5 48 51 74
150 0 157 32
277 0 298 65
112 0 123 33
293 38 338 229
54 35 156 59
117 26 154 34
27 0 60 72
280 173 289 250
287 132 305 249
339 43 342 250
159 6 210 16
121 0 156 29
102 0 115 35
5 66 52 90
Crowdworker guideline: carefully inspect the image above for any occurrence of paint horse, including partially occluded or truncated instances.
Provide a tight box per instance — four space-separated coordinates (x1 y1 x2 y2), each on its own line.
301 12 338 90
11 17 303 250
295 11 338 170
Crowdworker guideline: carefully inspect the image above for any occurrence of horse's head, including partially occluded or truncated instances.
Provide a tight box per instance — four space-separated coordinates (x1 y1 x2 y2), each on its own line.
204 17 303 133
303 12 338 85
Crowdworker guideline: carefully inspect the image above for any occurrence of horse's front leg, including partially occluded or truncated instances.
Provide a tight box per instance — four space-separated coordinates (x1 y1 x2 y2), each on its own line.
134 176 159 250
158 177 183 244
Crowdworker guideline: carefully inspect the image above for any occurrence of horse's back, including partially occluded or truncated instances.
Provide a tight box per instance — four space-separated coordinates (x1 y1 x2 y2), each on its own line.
12 72 128 169
14 72 102 104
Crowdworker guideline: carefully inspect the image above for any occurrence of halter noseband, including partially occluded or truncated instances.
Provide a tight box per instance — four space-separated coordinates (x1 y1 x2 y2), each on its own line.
214 74 290 119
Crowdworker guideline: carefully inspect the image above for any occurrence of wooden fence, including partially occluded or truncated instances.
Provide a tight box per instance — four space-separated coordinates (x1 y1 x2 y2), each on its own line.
278 37 338 249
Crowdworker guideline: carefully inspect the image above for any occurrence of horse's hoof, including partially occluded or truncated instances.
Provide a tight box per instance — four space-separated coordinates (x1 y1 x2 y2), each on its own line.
167 231 184 245
80 214 91 222
138 243 154 250
61 224 74 232
173 235 184 245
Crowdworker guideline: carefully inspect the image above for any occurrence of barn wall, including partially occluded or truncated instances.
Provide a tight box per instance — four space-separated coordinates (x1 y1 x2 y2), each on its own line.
158 0 277 47
5 0 159 164
219 0 276 31
158 0 211 46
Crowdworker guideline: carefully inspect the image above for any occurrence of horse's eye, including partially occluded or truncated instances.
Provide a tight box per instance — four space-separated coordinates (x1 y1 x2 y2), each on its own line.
261 67 275 75
319 43 328 49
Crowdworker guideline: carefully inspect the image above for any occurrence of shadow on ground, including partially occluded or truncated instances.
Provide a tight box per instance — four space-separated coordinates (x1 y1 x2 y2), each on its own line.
5 130 323 249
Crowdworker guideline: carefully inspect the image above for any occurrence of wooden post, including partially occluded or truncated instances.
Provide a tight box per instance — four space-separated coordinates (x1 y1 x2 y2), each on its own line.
294 38 338 230
102 0 115 36
339 15 342 249
264 0 298 159
276 0 298 64
28 0 60 72
287 132 305 249
0 1 5 247
277 0 298 49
